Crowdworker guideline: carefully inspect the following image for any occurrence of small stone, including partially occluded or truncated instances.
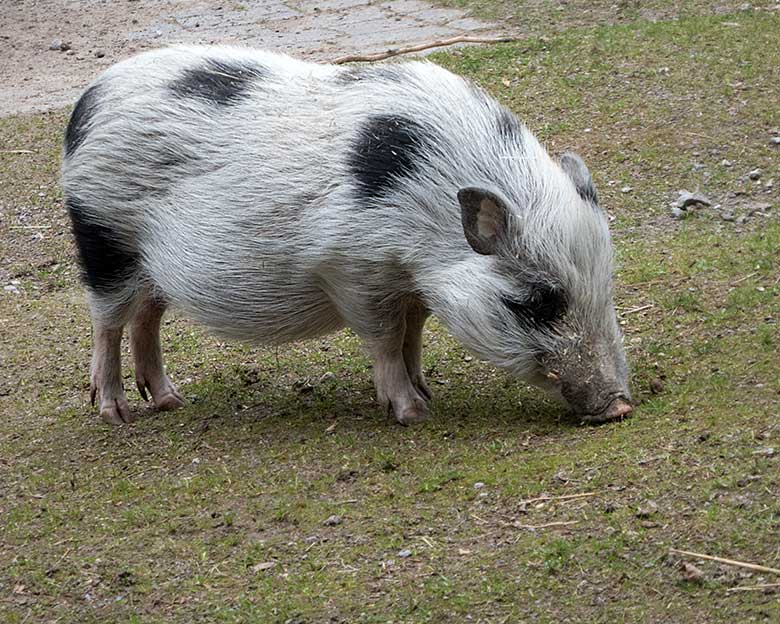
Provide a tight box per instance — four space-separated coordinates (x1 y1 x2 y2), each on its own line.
748 169 761 180
674 190 712 209
649 378 664 394
473 482 486 490
771 137 780 145
398 549 412 558
603 502 616 514
95 50 105 58
670 206 686 220
721 211 735 222
318 371 335 383
323 515 342 526
739 2 752 10
50 39 62 51
732 495 751 508
621 186 633 193
721 159 733 167
4 285 19 294
747 202 772 215
635 500 658 518
251 561 275 572
680 562 705 583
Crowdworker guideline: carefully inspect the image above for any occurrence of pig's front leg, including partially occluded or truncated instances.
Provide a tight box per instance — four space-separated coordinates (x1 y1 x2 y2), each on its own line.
372 341 429 425
402 304 431 401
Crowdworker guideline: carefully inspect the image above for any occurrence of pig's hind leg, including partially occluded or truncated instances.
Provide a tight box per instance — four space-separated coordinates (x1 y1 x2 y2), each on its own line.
87 292 135 425
129 296 184 412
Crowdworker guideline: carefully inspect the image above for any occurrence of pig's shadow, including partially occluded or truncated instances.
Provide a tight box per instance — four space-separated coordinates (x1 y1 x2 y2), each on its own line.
165 365 587 438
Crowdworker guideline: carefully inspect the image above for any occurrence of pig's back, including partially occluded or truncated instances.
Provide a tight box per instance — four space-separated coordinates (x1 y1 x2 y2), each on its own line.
60 46 535 340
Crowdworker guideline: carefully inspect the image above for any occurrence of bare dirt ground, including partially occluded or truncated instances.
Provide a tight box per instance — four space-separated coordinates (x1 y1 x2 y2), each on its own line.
0 0 492 116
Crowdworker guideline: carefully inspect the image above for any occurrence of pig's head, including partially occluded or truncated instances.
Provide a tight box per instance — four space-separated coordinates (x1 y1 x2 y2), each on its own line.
449 152 632 423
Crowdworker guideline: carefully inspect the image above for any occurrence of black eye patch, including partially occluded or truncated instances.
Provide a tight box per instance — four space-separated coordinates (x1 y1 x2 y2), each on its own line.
502 284 568 328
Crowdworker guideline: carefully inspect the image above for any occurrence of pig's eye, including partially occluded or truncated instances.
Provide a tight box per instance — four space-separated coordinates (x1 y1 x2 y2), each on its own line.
501 284 568 328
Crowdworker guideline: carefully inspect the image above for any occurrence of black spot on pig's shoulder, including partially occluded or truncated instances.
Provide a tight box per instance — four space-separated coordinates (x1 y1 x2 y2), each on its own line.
65 83 103 157
349 114 431 202
496 107 523 144
66 195 138 293
170 58 268 105
502 284 568 329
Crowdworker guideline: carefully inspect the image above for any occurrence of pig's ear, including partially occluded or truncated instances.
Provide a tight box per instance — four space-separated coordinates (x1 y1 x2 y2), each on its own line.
458 187 511 256
560 152 598 205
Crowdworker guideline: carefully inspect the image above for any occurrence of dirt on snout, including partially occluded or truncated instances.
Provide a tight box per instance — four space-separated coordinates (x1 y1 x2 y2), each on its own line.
0 0 492 117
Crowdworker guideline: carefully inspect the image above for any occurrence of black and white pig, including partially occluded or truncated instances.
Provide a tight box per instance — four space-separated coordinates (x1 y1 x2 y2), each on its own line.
61 46 633 425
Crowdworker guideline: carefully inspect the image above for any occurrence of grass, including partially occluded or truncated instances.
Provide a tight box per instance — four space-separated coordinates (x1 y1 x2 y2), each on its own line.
2 7 780 623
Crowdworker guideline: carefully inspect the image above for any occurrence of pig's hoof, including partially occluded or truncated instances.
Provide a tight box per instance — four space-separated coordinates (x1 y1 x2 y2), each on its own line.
155 391 185 411
412 375 432 401
100 398 135 425
137 375 185 412
396 399 429 425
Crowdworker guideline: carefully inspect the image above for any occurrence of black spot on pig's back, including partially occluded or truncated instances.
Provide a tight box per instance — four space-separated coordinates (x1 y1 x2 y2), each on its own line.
348 114 432 203
64 83 103 157
170 58 269 106
496 107 523 144
66 195 138 293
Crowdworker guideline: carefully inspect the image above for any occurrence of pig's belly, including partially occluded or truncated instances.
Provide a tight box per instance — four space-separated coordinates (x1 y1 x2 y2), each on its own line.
142 240 346 344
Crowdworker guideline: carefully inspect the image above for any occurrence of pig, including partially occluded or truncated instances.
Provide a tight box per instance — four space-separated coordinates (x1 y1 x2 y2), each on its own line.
61 45 633 426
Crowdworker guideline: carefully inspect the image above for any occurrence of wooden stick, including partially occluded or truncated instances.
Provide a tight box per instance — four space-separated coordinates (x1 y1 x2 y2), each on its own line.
619 304 654 316
331 35 524 64
514 520 579 530
521 492 596 505
731 271 758 285
670 549 780 575
0 149 34 154
727 583 780 593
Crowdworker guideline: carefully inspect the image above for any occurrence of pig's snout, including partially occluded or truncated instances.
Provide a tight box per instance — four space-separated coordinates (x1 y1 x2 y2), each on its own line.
582 396 633 424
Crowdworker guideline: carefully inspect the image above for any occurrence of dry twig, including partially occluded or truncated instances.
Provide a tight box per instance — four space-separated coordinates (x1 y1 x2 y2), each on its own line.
331 35 523 64
513 520 579 530
670 549 780 576
619 304 654 316
730 271 758 286
726 583 780 593
521 492 596 505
